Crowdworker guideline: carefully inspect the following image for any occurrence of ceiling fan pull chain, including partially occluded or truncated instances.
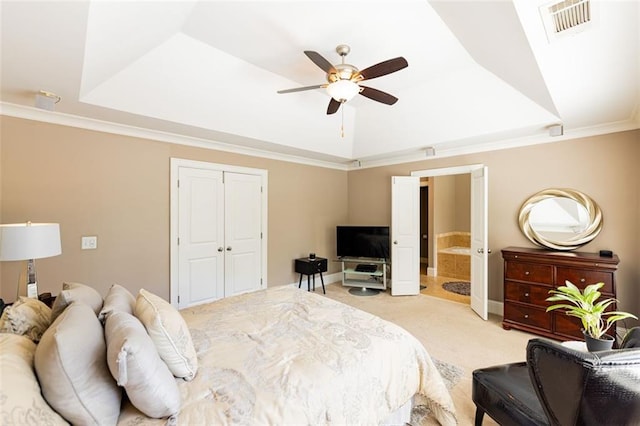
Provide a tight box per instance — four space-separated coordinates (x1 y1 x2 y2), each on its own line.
341 105 345 138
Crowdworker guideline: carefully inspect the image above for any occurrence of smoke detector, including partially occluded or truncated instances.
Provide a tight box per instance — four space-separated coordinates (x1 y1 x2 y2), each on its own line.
540 0 593 42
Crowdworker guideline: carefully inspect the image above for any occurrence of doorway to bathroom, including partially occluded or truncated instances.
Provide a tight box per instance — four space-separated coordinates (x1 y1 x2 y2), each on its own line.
411 164 491 320
418 176 471 305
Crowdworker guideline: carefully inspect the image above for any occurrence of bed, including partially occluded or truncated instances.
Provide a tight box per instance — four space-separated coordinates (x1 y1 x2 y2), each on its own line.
118 285 457 425
0 284 456 426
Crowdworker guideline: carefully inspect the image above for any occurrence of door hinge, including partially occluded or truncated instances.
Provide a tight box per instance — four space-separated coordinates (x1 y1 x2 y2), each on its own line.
260 232 263 239
177 237 180 246
261 186 263 193
177 295 180 303
177 179 180 188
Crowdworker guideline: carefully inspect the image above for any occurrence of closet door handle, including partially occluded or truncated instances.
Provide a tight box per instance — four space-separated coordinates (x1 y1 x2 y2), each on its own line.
226 246 232 251
217 247 224 252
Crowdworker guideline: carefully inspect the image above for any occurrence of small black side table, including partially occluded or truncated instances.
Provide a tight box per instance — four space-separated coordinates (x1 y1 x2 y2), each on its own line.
295 257 327 294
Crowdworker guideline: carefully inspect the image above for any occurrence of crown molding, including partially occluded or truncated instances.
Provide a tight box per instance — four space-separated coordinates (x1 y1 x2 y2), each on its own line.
2 102 636 172
0 102 349 171
349 119 640 170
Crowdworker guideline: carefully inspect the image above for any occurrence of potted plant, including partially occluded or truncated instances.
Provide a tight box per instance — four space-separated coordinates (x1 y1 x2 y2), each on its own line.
546 281 638 351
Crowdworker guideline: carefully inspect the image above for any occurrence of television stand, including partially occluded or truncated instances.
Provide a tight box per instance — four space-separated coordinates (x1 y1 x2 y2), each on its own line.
338 257 388 294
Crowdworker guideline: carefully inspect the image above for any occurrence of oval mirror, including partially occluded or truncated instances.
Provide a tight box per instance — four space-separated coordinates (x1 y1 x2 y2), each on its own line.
518 188 603 251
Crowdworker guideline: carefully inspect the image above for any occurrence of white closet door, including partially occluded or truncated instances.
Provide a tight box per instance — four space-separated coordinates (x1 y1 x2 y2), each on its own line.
224 172 263 297
178 167 224 308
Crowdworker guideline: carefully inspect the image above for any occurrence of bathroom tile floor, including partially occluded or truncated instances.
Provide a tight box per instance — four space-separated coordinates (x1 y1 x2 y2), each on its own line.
420 273 471 305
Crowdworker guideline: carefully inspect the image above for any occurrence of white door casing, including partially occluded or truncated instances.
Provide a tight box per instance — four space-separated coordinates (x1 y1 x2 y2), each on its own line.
470 166 489 320
177 167 224 308
410 164 489 319
170 158 268 308
391 176 420 296
224 172 263 297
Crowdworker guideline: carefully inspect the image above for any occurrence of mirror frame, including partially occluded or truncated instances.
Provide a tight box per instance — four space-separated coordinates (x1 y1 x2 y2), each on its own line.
518 188 603 251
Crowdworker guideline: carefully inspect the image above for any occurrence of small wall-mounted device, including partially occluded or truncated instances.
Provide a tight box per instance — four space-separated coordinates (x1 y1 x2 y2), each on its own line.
548 124 564 137
81 236 98 250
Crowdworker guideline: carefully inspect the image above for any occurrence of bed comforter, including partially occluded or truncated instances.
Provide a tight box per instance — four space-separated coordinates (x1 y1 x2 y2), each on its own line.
117 286 457 425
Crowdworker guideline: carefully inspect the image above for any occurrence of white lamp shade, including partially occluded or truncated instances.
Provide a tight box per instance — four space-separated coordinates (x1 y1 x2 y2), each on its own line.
326 80 360 102
0 223 62 261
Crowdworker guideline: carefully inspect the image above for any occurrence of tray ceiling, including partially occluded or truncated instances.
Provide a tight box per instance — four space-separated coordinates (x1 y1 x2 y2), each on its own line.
1 0 638 167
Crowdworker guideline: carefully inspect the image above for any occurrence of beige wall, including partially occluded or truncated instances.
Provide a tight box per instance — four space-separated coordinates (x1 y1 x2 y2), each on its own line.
1 116 638 321
348 130 640 318
0 116 348 300
433 174 471 237
434 175 457 235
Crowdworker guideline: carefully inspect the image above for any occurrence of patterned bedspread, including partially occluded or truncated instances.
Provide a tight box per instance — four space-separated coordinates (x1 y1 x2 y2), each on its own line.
117 285 456 425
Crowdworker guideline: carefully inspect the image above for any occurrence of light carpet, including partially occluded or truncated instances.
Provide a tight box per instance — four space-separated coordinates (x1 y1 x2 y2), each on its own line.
321 284 533 426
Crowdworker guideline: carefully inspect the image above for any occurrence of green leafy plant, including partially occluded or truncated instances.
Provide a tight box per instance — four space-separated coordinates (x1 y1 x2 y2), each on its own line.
546 281 637 339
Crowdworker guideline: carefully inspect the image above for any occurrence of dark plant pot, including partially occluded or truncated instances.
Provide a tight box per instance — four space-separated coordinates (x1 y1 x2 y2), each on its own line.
583 332 615 352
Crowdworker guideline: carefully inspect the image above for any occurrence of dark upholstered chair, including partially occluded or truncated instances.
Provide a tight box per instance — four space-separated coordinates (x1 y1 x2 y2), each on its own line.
472 327 640 426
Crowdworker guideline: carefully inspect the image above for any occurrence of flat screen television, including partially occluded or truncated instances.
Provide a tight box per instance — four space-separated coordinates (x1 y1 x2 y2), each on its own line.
336 226 390 259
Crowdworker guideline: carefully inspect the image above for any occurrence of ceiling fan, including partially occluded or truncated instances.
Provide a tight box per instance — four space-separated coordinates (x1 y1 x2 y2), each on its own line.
277 44 408 115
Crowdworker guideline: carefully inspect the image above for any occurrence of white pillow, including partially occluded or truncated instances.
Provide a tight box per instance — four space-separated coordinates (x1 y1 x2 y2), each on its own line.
105 311 180 419
50 281 103 322
0 334 67 425
0 296 51 342
35 303 121 425
99 283 136 323
134 289 198 380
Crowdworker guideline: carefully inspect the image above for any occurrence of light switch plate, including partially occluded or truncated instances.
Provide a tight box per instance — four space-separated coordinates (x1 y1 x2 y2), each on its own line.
81 236 97 250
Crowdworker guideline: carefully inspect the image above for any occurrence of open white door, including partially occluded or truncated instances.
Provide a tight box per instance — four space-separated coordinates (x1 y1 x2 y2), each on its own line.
391 176 420 296
470 166 489 320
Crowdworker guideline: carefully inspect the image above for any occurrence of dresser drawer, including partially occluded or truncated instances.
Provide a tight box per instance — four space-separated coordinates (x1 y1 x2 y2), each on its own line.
504 304 552 331
505 261 553 284
553 313 585 340
556 268 613 294
504 282 551 306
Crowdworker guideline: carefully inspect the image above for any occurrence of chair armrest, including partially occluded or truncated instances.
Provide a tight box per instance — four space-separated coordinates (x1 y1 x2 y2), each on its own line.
621 326 640 348
527 338 640 426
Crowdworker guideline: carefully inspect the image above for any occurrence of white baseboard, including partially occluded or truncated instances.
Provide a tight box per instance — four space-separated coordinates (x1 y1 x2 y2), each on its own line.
488 299 504 317
289 272 342 289
290 273 505 318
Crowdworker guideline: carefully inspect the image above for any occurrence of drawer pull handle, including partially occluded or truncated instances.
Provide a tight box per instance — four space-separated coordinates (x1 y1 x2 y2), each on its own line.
524 293 530 297
524 314 529 319
525 271 530 275
580 278 586 283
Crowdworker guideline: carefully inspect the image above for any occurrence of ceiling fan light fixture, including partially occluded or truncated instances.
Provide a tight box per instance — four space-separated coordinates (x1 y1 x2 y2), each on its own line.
326 80 360 103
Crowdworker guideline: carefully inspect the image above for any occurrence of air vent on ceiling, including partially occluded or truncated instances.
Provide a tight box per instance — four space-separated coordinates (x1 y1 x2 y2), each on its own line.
540 0 593 42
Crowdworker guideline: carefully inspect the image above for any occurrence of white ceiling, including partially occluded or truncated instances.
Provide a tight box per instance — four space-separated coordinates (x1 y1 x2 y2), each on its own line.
1 0 638 168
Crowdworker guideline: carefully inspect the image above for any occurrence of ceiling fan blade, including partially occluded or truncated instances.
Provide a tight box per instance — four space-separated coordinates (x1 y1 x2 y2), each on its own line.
277 84 325 94
304 51 336 74
358 57 408 81
359 86 399 105
327 98 341 115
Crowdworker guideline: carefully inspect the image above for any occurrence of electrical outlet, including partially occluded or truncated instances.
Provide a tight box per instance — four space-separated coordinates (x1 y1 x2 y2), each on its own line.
81 236 98 250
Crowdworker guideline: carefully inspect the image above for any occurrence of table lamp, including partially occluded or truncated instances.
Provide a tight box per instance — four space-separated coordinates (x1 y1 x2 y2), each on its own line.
0 222 62 299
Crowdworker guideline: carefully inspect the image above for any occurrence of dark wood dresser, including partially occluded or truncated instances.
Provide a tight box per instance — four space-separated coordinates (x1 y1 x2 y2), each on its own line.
502 246 619 341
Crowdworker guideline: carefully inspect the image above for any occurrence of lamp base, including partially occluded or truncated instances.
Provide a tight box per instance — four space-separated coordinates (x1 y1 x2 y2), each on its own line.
17 259 39 299
26 282 38 299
